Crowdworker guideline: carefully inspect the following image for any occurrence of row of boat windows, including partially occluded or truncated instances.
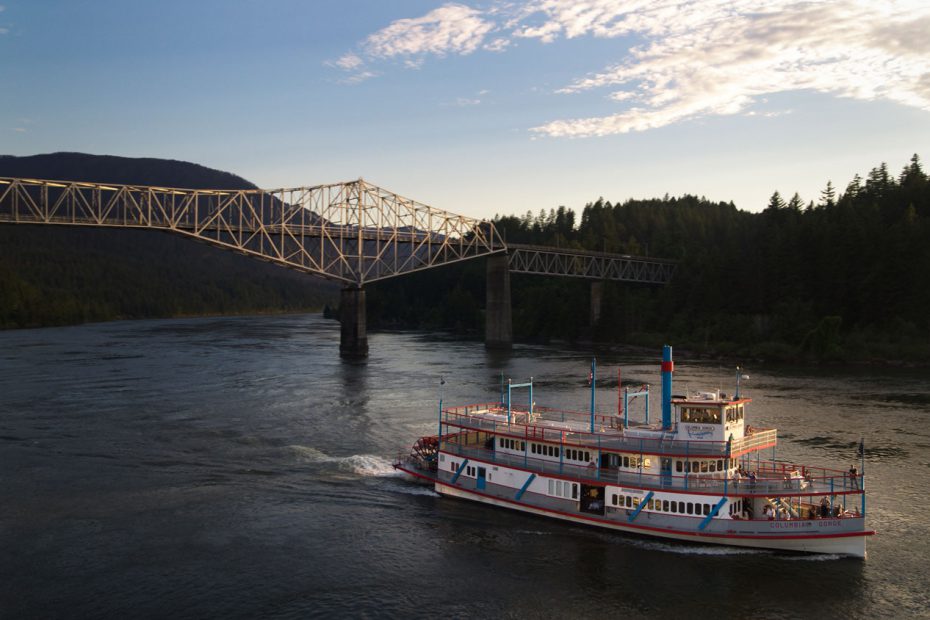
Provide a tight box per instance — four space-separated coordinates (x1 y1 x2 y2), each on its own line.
611 494 745 517
612 494 712 516
679 405 745 425
548 479 578 499
607 454 651 469
529 442 592 463
489 440 738 475
675 458 738 473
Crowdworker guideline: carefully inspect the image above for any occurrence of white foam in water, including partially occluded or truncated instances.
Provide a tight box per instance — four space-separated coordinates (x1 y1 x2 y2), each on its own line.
338 454 402 477
624 537 771 556
286 445 329 462
286 446 402 477
391 484 441 497
778 553 844 562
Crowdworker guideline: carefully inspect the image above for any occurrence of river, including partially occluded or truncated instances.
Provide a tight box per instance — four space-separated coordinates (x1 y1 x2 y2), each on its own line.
1 313 928 618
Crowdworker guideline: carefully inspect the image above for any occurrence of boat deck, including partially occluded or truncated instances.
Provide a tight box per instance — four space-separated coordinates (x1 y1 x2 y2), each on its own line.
441 403 777 458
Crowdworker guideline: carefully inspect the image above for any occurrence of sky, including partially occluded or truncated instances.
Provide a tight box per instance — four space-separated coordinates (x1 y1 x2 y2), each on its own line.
2 0 929 220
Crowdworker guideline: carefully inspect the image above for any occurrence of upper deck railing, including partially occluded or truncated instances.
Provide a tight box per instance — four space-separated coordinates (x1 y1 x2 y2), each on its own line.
439 438 862 498
441 403 777 458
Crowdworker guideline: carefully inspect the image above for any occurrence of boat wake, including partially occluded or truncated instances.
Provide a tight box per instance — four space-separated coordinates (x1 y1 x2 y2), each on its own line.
388 483 441 498
285 446 402 477
623 537 771 556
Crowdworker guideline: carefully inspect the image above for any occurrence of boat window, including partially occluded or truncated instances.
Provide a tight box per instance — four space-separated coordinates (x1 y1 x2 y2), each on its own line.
585 451 590 461
670 502 677 513
709 461 716 473
647 499 654 510
717 460 724 471
623 456 630 468
625 496 632 508
643 458 651 468
703 504 710 516
676 461 683 472
612 494 618 506
687 502 694 515
520 441 525 451
678 501 685 513
663 500 669 511
701 462 708 473
572 484 578 499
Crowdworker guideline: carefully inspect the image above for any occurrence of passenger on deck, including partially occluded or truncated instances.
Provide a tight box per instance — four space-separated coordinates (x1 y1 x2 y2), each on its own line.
819 497 831 518
849 466 859 489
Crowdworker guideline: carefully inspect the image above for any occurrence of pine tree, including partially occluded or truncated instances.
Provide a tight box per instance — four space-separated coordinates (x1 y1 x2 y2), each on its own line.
820 181 836 207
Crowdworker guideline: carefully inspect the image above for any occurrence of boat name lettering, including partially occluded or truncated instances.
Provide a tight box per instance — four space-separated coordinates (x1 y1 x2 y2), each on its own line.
686 425 715 439
817 520 842 527
769 521 813 529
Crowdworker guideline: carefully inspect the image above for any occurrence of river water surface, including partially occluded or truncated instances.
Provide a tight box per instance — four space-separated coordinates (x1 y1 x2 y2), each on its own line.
2 314 928 619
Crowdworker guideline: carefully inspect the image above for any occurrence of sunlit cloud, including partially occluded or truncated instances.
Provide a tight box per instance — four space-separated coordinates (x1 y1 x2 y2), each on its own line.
528 0 930 136
334 0 930 136
363 4 493 59
333 53 363 71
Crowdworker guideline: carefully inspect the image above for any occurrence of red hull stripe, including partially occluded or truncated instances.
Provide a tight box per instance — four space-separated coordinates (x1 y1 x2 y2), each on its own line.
438 482 875 542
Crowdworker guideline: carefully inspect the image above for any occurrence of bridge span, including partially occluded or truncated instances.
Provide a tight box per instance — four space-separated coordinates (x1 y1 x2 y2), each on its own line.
0 176 675 357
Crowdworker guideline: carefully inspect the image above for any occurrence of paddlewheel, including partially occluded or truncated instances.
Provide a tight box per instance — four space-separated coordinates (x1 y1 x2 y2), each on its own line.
409 435 439 471
412 435 438 459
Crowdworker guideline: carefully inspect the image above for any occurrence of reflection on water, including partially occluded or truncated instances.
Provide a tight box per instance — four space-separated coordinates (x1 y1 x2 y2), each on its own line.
1 313 928 618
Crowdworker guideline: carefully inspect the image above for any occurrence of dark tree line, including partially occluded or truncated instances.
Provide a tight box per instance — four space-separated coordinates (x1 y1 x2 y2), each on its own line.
0 153 337 328
367 155 929 362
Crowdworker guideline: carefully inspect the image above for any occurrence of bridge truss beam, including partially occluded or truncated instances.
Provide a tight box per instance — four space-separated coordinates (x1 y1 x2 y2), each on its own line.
507 244 675 284
0 177 506 286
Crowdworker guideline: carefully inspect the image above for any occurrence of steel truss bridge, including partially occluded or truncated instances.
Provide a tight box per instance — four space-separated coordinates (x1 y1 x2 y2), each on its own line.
0 176 676 355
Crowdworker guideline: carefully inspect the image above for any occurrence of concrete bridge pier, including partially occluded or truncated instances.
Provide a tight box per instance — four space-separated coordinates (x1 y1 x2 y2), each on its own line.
340 286 369 358
485 254 512 350
590 281 604 327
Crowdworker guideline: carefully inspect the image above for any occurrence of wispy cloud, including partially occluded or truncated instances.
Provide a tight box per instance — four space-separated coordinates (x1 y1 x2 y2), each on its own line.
332 0 930 135
529 0 930 137
363 4 494 59
326 3 495 82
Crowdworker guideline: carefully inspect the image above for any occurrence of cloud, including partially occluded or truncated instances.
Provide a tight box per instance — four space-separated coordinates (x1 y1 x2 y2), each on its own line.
332 53 363 71
483 37 510 52
333 0 930 136
363 3 494 59
527 0 930 137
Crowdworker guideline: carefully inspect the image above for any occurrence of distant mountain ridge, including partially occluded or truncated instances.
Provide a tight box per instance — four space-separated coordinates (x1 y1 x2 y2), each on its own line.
0 152 336 329
0 152 258 190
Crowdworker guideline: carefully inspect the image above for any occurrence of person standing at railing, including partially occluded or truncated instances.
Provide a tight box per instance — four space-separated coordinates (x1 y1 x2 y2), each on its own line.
848 465 859 490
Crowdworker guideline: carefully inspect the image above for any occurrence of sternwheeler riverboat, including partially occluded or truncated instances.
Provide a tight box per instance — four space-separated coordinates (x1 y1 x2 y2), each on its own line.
394 347 873 557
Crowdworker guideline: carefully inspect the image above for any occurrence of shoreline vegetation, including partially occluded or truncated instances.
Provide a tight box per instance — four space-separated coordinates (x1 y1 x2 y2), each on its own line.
359 154 929 365
2 152 927 364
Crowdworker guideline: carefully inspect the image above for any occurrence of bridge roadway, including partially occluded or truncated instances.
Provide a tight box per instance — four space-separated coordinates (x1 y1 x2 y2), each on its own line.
0 176 675 357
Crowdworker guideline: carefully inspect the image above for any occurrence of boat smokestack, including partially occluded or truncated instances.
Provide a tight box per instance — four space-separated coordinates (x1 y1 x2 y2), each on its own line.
661 345 673 430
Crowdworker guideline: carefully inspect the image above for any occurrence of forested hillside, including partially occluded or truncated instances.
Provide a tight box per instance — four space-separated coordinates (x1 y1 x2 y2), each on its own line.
0 153 337 328
367 154 929 362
